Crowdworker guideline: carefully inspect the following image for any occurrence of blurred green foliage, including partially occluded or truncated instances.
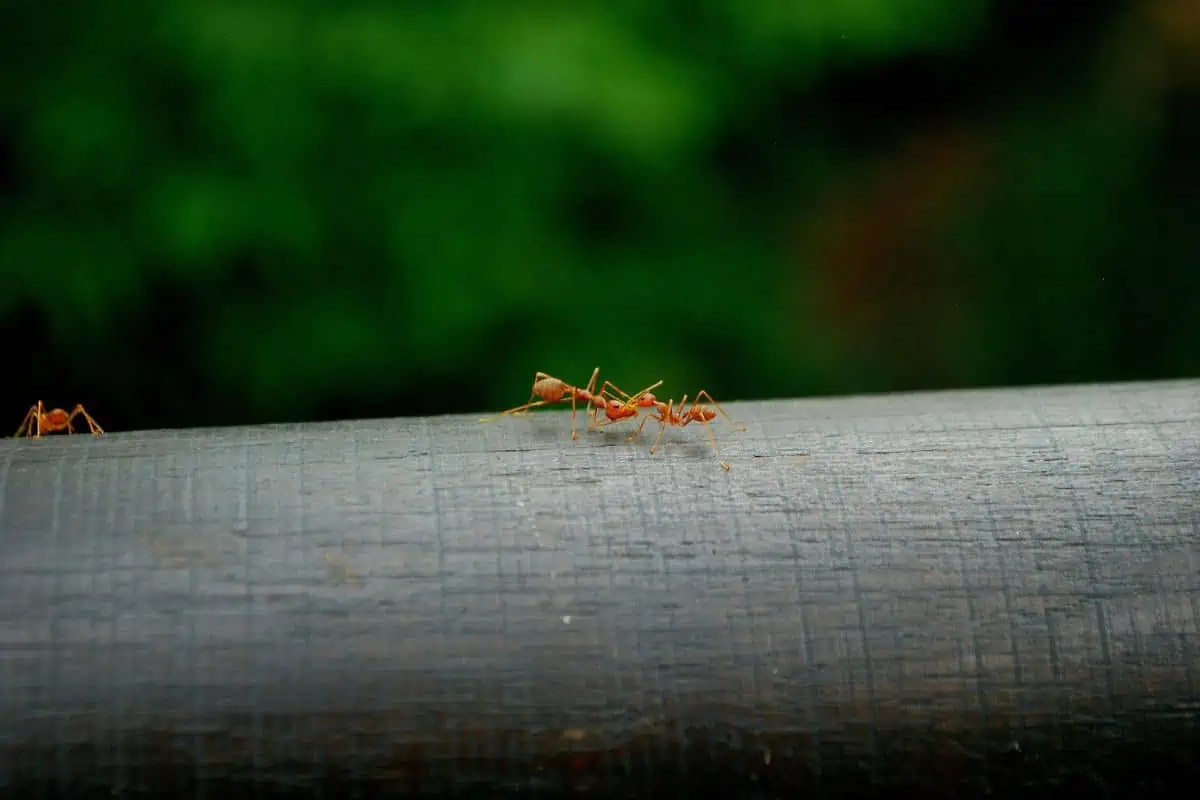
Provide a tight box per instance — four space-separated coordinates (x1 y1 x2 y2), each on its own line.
1 0 1196 430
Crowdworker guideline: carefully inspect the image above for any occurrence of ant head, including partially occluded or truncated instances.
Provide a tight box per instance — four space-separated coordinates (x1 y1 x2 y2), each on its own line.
624 379 663 409
606 398 637 420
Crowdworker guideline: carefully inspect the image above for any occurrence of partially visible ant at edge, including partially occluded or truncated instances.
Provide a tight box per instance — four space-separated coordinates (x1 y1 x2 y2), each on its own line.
14 401 105 439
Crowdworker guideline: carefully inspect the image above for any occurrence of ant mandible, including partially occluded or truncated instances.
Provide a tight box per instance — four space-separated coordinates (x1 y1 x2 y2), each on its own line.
15 401 105 439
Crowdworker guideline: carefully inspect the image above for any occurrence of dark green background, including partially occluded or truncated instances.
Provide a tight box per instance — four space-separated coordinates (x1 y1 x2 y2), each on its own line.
2 0 1196 433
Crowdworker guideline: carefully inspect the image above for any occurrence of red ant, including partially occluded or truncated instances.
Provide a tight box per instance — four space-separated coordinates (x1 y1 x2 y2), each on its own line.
619 388 746 471
480 369 663 440
15 401 105 439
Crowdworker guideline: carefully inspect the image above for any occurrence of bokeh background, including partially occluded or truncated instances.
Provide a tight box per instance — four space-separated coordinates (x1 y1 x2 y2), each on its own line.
2 0 1196 433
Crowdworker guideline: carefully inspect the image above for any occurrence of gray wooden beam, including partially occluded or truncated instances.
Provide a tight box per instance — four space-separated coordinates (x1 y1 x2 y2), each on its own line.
1 379 1198 796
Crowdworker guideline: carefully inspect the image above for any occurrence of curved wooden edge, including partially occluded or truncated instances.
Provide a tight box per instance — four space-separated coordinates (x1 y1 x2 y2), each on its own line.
0 379 1197 795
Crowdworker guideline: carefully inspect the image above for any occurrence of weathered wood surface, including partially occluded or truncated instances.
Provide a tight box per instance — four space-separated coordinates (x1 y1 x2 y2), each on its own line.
0 379 1198 797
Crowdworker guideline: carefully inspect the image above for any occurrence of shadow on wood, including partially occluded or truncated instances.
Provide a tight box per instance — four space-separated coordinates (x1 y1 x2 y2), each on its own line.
0 379 1198 797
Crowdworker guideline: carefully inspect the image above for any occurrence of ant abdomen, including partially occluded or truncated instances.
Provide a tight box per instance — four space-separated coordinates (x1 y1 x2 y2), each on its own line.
44 409 71 426
532 378 567 402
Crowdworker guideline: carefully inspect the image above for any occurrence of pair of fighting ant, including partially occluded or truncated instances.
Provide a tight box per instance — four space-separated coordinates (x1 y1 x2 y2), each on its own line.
13 401 104 439
480 368 746 470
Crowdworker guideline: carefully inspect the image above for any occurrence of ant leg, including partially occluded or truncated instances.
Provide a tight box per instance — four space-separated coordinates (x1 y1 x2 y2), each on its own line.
584 379 608 428
34 401 45 438
693 390 747 432
599 380 634 402
585 406 607 432
507 372 547 417
649 397 683 455
570 390 578 440
623 412 655 442
583 367 600 396
68 405 104 435
620 393 667 441
15 405 38 438
600 379 663 404
571 367 601 441
570 388 581 441
705 422 731 470
588 416 630 432
678 395 732 470
694 415 731 471
479 397 555 423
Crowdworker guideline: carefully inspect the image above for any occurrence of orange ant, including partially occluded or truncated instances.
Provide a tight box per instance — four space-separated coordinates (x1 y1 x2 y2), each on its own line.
620 389 746 471
480 368 663 440
15 401 105 439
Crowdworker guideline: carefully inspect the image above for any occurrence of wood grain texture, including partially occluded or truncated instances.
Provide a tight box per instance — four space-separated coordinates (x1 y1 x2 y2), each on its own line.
0 379 1198 797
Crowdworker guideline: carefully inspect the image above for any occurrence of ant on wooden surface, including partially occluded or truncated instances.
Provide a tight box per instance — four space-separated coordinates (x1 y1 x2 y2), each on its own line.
14 401 105 439
480 368 663 441
619 388 746 471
